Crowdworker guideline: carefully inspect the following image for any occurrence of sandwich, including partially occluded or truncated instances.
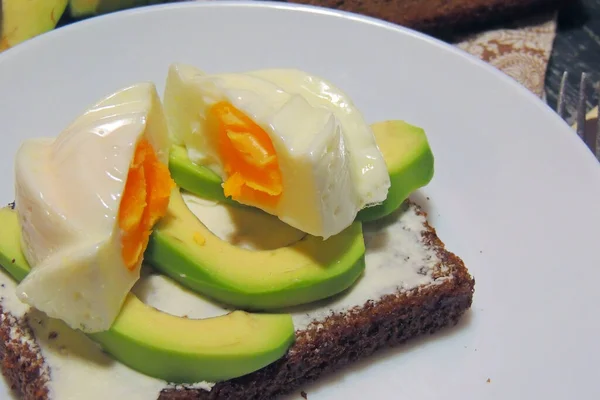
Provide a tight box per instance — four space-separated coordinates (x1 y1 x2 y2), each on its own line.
0 63 474 400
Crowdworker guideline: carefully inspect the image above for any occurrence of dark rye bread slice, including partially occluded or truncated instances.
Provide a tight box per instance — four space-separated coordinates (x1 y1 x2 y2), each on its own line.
0 200 474 400
282 0 564 34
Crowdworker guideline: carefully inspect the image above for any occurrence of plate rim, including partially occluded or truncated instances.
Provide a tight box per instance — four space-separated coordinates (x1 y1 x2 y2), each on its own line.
0 1 598 220
0 1 572 135
3 0 590 165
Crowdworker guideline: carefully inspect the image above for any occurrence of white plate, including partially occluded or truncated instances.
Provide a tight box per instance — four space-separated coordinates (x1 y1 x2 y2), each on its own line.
1 2 600 399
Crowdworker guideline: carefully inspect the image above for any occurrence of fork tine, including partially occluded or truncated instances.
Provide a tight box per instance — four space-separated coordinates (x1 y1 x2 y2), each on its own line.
576 73 587 141
596 82 600 160
557 71 568 119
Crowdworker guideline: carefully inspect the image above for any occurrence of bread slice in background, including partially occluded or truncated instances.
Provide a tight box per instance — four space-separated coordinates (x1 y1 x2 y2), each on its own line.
285 0 564 34
0 200 474 400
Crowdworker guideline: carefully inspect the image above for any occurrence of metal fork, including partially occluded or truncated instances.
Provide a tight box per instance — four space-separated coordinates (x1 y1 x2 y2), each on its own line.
557 72 600 160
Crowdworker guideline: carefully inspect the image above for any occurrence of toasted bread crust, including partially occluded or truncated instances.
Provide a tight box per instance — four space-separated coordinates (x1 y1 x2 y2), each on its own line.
284 0 563 34
0 312 49 400
0 201 474 400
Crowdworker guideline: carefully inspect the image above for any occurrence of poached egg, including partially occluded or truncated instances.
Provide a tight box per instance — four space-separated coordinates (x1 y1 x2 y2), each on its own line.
164 63 390 239
14 83 175 333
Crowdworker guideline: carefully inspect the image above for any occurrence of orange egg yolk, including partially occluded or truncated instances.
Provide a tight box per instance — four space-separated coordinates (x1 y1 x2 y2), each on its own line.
208 101 282 208
118 138 175 271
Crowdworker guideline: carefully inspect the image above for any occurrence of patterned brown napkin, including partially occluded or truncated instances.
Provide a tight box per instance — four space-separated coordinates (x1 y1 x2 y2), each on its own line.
454 13 558 97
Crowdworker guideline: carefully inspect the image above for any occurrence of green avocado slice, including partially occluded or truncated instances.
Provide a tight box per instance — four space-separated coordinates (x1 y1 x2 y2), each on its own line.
0 207 294 384
356 120 434 221
145 190 366 310
169 145 237 206
168 120 434 221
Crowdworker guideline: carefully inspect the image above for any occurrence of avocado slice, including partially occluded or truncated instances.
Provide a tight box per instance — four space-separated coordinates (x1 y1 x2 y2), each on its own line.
1 0 68 52
145 190 366 310
356 120 434 221
169 145 237 206
0 206 294 383
168 120 434 221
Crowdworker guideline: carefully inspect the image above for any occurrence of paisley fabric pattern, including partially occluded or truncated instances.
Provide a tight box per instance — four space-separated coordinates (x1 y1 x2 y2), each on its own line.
455 14 558 97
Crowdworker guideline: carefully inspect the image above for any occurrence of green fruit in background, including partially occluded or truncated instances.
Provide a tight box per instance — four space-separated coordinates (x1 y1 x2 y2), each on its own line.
0 0 68 52
68 0 166 17
0 1 176 53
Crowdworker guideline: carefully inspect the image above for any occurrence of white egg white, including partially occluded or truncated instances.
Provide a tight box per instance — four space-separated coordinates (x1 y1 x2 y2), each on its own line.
164 63 390 239
14 83 170 333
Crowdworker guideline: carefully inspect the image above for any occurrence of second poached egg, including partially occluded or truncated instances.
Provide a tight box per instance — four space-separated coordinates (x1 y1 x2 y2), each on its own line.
164 64 390 239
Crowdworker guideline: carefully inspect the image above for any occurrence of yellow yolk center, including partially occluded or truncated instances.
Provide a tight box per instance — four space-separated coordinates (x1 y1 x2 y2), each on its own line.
208 102 282 207
118 138 174 271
